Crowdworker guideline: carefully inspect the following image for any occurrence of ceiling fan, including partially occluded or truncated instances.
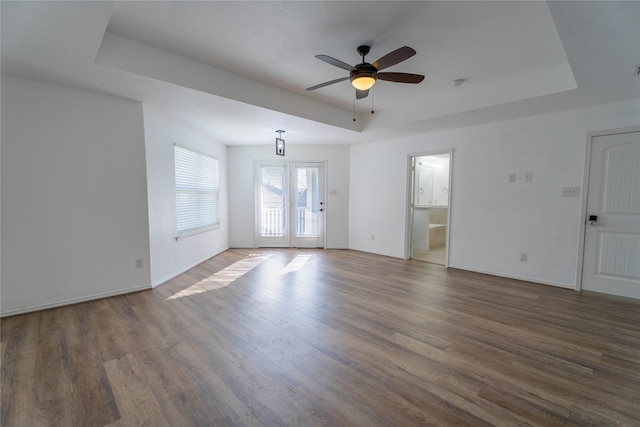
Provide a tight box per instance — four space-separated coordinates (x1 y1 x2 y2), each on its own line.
306 45 425 99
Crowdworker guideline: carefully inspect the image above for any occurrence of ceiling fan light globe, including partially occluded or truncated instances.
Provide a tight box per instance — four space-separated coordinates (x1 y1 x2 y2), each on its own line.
351 75 376 90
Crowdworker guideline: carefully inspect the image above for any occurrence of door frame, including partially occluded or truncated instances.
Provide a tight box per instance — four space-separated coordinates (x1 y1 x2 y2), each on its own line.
253 160 327 249
404 149 454 264
577 126 640 291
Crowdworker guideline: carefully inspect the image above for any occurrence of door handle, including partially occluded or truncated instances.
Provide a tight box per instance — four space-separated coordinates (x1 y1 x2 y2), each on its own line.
588 215 598 225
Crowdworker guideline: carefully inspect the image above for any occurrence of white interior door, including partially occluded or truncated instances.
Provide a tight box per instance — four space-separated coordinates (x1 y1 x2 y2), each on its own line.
290 163 325 248
582 131 640 299
255 162 325 248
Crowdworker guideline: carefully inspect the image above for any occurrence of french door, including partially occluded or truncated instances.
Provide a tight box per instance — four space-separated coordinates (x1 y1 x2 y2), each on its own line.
255 162 325 248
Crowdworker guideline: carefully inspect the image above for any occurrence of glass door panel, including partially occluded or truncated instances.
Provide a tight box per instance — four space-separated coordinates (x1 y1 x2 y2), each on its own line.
291 163 324 248
255 165 289 247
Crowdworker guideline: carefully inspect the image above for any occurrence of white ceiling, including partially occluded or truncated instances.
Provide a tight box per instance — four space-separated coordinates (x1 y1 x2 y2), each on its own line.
2 1 639 146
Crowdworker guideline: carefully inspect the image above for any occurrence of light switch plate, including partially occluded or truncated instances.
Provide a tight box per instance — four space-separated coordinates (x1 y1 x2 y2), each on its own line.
562 186 580 197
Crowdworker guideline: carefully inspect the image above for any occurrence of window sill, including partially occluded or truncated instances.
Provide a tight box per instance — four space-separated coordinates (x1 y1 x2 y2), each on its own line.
175 223 220 241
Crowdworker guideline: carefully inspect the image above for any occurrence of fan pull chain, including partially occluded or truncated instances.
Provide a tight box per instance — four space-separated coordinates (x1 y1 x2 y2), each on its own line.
353 92 356 122
371 87 375 115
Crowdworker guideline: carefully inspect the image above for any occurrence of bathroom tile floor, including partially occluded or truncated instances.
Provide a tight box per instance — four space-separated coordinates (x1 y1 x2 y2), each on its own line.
412 245 446 265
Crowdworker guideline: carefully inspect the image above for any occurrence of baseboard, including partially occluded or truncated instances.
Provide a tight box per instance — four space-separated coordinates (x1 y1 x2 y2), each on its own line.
345 247 575 290
151 262 203 288
446 263 576 290
348 246 403 259
1 283 152 318
151 247 229 288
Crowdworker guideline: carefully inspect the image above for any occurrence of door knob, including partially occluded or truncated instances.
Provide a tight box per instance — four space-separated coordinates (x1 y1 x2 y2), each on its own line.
588 215 597 225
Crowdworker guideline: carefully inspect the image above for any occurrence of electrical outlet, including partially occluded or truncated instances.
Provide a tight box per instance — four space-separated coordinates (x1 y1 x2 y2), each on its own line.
524 172 533 183
508 173 516 184
371 234 375 241
135 258 144 269
520 253 528 262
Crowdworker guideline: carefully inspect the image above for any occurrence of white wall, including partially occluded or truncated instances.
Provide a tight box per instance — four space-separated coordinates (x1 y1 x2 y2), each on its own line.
350 99 640 288
143 106 229 287
228 144 350 249
1 75 151 316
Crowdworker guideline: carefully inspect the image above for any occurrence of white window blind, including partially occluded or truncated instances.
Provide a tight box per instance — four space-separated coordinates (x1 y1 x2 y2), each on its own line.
174 145 219 237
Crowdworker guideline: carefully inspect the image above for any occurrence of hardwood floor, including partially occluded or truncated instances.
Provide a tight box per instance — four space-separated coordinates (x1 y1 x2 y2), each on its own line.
2 248 639 426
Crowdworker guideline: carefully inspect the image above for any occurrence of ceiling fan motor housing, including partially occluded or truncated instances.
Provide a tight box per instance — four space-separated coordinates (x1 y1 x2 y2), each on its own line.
350 63 378 85
351 45 377 89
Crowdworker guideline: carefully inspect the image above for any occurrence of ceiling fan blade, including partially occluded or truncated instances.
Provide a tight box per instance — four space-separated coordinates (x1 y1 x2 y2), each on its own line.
377 72 425 84
356 89 369 99
306 76 350 91
372 46 416 71
315 55 355 71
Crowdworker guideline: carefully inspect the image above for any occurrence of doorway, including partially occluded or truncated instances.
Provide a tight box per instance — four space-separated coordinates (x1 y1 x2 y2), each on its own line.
407 151 452 265
254 162 325 248
581 129 640 299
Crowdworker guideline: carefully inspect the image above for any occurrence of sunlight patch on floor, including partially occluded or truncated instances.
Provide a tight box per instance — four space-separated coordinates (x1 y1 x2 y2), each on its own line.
278 254 312 275
167 254 271 300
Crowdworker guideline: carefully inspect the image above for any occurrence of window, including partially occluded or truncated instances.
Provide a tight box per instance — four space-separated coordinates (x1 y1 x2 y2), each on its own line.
174 144 219 237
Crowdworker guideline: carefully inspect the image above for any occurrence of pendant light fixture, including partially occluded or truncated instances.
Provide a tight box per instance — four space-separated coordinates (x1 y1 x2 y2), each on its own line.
275 130 285 156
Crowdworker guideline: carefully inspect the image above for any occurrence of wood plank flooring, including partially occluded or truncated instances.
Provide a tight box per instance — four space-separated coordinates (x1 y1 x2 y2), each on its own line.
2 248 639 426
